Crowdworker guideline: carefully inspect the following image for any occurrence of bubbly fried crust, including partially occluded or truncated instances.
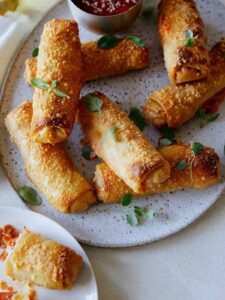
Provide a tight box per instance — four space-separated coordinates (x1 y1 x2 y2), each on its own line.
24 39 149 84
31 19 83 144
77 92 170 193
4 230 83 290
144 39 225 128
82 39 149 81
5 101 96 213
158 0 210 83
94 144 220 203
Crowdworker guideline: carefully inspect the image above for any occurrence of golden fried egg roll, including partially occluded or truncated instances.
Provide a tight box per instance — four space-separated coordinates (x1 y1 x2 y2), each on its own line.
77 92 170 193
4 229 83 290
94 144 220 203
158 0 210 83
144 39 225 128
5 101 96 213
24 39 149 84
31 19 83 144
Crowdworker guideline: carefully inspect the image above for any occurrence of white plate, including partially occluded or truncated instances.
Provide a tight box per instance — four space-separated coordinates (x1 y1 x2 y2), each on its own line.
0 207 98 299
0 1 225 247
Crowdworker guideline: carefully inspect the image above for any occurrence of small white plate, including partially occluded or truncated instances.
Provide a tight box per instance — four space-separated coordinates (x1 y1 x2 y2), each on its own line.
0 207 98 300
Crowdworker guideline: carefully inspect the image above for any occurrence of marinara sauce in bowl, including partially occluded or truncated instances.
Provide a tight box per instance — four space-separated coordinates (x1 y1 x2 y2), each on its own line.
68 0 143 34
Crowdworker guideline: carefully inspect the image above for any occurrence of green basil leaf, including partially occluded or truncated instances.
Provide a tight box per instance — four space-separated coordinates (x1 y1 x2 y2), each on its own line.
191 142 205 154
184 38 195 47
53 89 70 98
128 107 146 131
159 138 175 146
145 210 156 219
82 145 92 160
84 94 103 112
134 206 146 217
32 47 39 57
175 159 187 170
121 194 133 206
31 78 49 90
97 34 120 49
196 109 219 128
52 80 59 88
110 126 117 141
162 127 176 139
196 109 206 119
127 36 145 47
184 29 194 39
142 1 154 16
18 186 42 205
126 214 138 226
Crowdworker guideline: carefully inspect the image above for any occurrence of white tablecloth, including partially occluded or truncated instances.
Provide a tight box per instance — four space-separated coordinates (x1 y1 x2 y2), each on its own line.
1 1 225 299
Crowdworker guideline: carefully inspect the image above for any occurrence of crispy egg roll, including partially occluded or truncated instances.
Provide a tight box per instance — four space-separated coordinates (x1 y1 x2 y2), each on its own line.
94 144 220 203
158 0 210 83
24 39 149 84
31 19 83 144
5 101 96 213
144 39 225 128
4 229 83 290
77 92 170 193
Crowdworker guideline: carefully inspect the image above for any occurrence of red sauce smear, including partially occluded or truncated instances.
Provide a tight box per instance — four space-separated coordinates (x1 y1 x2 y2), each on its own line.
201 87 225 113
0 292 14 300
74 0 139 16
0 225 19 261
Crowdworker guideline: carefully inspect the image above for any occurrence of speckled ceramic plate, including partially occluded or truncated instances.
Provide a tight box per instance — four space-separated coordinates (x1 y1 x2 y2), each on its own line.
0 1 225 247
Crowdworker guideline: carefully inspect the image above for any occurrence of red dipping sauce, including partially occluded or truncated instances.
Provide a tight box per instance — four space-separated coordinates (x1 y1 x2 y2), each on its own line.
74 0 139 16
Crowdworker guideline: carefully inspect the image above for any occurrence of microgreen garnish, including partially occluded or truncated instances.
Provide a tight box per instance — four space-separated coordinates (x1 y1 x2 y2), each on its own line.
97 34 145 49
159 138 174 146
82 145 92 160
127 36 145 47
126 206 156 226
126 214 138 226
196 108 219 128
97 34 120 49
175 159 186 170
121 194 133 206
18 186 42 205
182 29 198 47
142 1 154 16
110 126 117 141
128 107 146 131
32 47 39 57
160 127 176 146
31 78 70 98
31 78 49 90
162 127 176 139
191 142 205 154
84 94 103 112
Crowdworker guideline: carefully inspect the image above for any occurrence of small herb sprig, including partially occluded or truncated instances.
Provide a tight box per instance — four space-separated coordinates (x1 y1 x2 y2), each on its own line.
182 29 198 47
196 108 219 128
31 78 70 98
98 34 145 49
84 94 103 112
159 127 177 146
175 159 186 170
32 47 39 57
129 107 146 131
18 186 42 205
121 194 156 226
